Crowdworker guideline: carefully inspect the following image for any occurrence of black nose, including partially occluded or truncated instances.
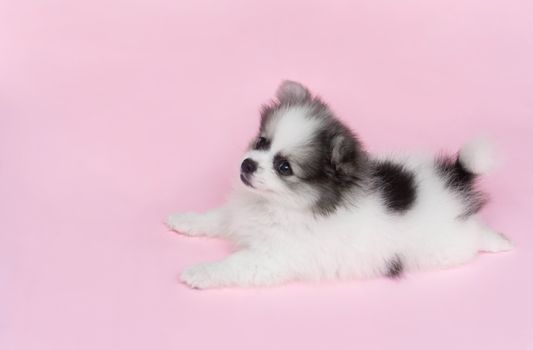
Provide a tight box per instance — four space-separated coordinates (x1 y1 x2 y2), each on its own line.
241 158 257 174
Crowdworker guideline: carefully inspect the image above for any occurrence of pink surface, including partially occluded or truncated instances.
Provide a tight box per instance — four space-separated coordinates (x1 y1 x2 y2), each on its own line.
1 0 532 349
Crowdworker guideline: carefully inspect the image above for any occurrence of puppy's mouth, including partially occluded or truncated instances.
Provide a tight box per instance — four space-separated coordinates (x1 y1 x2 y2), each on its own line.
240 173 254 188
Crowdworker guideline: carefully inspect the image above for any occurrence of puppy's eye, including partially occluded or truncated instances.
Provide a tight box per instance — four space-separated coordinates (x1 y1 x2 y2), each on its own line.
255 137 269 150
277 160 293 176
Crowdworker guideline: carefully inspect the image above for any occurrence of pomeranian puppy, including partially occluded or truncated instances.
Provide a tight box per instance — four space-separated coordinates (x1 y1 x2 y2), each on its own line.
167 81 512 289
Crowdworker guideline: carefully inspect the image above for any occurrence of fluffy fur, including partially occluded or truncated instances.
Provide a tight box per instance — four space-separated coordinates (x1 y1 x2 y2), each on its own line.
167 81 513 289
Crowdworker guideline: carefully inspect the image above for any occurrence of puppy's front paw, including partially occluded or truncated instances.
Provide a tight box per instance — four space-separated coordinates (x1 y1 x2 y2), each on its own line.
180 263 221 289
166 212 201 236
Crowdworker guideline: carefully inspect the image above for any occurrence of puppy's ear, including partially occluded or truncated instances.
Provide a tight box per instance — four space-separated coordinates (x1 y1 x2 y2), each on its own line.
276 80 311 104
330 133 361 177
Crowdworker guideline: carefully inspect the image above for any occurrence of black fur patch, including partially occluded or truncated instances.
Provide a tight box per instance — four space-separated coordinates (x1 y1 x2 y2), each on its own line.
294 109 368 216
254 136 271 151
436 155 475 191
371 161 417 213
385 256 404 279
435 155 487 217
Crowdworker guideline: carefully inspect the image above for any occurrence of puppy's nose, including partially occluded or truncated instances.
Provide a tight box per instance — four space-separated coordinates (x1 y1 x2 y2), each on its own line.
241 158 257 174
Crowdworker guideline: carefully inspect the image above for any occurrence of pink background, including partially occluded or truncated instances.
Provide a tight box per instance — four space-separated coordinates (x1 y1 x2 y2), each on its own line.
1 0 532 349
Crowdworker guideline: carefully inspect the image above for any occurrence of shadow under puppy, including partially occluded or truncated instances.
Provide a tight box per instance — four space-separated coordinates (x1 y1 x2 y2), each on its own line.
167 81 512 289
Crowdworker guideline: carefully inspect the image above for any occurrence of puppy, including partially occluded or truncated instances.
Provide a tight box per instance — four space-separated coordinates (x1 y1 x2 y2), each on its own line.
168 81 513 289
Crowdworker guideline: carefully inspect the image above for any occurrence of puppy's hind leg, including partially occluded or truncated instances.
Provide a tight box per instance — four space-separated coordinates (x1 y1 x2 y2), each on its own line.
166 207 229 237
478 225 514 253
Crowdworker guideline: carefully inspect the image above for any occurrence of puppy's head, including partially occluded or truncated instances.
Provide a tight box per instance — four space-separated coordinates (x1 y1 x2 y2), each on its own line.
239 81 367 215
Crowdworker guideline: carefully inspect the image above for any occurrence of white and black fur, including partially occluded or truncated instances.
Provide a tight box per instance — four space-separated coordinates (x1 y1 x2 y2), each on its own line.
167 81 512 289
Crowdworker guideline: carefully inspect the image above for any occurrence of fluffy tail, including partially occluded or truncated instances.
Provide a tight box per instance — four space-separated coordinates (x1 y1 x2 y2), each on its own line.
458 138 496 175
